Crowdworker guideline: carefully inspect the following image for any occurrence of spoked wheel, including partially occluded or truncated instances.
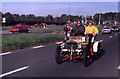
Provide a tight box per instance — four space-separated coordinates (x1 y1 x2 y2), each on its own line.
55 46 63 64
83 46 92 67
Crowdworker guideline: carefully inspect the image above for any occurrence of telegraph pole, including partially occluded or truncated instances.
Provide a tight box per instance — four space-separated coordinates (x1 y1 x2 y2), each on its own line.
98 13 101 25
68 1 71 21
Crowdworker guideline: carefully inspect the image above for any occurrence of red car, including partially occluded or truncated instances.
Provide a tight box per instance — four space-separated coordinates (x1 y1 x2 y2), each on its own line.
10 23 30 33
16 23 30 29
10 26 29 33
34 24 42 27
34 23 48 29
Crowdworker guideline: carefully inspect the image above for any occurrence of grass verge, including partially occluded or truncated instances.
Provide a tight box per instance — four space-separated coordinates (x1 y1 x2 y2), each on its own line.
0 26 11 30
2 34 64 52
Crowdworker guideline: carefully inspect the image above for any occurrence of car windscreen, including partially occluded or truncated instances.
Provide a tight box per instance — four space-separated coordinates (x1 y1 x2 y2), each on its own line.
104 27 110 29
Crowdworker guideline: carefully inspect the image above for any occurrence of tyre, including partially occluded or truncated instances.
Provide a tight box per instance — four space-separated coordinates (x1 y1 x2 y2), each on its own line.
12 32 14 34
109 31 112 34
55 46 63 64
26 30 29 33
83 46 91 67
19 30 22 33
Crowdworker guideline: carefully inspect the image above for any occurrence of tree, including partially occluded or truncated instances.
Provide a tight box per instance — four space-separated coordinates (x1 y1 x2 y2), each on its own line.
4 12 15 25
46 15 53 23
61 14 67 23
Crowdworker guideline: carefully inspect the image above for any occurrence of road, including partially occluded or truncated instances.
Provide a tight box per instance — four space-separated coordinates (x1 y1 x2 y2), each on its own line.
1 32 120 78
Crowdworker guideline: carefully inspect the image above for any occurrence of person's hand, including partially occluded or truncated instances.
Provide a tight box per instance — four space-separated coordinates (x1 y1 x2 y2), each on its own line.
92 34 96 37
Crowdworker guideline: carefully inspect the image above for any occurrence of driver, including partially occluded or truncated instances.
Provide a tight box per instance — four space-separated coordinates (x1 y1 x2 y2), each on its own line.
72 21 85 36
84 21 99 44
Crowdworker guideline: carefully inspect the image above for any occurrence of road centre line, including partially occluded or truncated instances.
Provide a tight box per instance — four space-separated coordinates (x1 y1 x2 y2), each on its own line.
0 66 29 77
99 40 103 42
0 52 12 56
109 36 113 38
33 45 44 49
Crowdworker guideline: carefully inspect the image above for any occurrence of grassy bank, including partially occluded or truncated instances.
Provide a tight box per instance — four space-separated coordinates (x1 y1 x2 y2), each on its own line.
30 25 64 33
2 34 64 52
0 26 11 30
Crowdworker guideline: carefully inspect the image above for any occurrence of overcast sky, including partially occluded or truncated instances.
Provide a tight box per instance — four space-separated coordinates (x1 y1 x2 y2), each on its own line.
1 2 119 17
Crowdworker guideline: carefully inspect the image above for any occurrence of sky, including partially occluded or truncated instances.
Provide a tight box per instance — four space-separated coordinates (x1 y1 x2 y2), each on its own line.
1 0 120 2
1 2 119 17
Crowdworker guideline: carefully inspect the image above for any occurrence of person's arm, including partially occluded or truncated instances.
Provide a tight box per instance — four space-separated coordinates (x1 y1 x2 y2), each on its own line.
84 27 88 35
83 26 85 33
93 26 99 36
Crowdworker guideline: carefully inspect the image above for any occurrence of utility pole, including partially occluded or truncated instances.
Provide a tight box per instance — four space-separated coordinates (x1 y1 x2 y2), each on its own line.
68 1 71 21
98 13 101 25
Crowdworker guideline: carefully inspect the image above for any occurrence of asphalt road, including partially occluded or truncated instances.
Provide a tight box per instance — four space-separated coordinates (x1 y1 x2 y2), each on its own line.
1 29 59 35
1 32 120 78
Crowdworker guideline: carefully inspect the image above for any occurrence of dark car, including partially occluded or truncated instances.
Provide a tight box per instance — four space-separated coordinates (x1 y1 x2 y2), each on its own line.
111 26 119 32
10 26 29 33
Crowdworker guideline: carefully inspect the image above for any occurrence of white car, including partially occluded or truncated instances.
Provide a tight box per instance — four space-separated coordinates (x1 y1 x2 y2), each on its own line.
102 26 111 34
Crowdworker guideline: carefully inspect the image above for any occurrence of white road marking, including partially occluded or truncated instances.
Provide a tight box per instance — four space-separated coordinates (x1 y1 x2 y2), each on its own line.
0 52 12 56
0 66 29 77
109 36 113 38
33 45 44 49
117 65 120 69
115 34 117 36
99 40 103 42
56 41 63 44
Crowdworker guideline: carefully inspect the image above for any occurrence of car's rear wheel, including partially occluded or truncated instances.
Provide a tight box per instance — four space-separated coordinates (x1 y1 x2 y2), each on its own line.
55 46 63 64
26 30 29 33
19 30 22 33
83 46 91 67
12 32 14 34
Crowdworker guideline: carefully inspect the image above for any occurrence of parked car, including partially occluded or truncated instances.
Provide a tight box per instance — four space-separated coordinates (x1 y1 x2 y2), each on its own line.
111 26 119 32
102 26 111 34
34 24 42 27
16 23 30 29
34 23 48 29
10 26 29 33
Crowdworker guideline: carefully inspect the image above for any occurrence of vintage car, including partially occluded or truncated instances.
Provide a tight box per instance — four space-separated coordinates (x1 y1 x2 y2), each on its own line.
55 35 101 67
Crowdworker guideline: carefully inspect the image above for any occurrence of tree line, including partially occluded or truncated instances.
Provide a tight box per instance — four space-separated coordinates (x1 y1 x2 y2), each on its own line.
1 12 120 26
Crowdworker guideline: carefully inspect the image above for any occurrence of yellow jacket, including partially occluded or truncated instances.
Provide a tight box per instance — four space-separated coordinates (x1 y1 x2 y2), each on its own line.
85 25 99 34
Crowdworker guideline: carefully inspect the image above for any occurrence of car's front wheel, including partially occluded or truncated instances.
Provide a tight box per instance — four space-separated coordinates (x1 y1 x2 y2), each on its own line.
55 46 63 64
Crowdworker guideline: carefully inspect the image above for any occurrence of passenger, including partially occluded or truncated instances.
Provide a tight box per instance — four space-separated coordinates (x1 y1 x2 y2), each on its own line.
84 21 99 44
